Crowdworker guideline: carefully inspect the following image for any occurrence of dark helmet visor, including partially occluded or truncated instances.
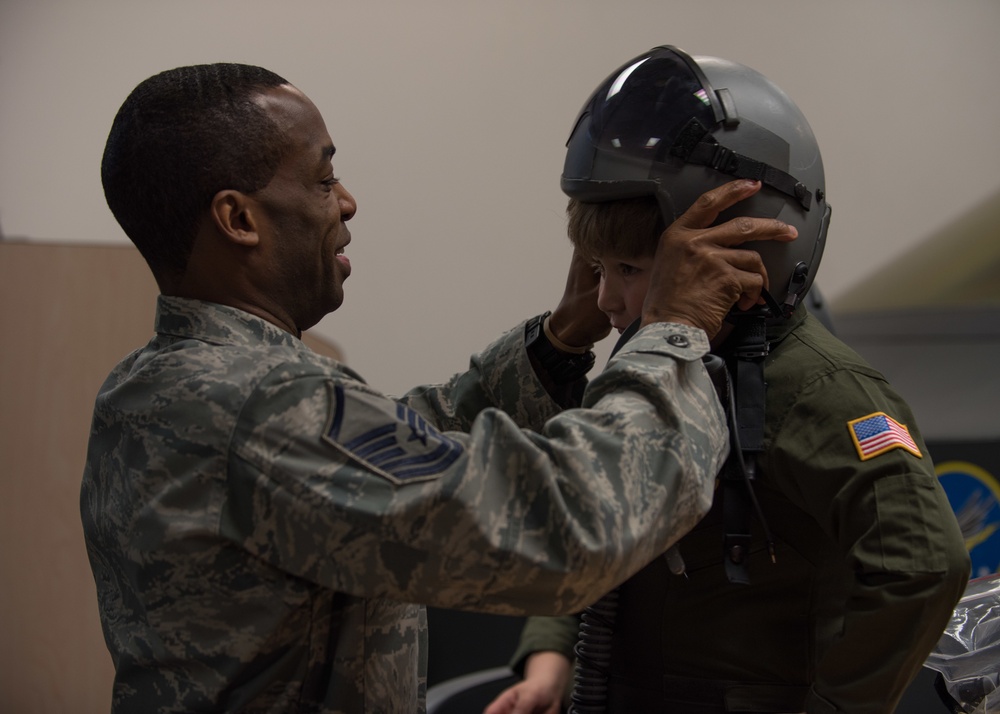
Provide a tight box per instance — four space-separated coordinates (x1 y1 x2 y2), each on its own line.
563 47 719 184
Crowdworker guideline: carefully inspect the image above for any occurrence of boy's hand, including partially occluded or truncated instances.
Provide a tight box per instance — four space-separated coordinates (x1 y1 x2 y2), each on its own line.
483 652 570 714
548 249 612 349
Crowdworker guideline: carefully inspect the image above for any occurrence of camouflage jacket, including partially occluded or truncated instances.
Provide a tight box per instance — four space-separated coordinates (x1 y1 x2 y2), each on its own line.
81 296 726 713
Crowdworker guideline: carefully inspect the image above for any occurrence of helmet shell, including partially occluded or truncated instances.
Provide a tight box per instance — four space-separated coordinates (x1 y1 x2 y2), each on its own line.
562 45 831 312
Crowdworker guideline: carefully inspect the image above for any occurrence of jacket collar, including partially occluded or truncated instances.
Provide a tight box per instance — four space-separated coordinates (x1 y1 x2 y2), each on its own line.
154 295 303 351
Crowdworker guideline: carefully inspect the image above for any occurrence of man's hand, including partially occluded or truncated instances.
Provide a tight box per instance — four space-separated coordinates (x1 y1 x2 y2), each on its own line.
641 179 798 339
547 249 612 350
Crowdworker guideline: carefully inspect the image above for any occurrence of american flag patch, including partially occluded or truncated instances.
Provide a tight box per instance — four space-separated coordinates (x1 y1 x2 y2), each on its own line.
848 412 923 461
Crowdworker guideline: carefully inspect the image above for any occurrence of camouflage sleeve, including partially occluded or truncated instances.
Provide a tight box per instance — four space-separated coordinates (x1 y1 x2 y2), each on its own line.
394 319 565 434
227 321 727 616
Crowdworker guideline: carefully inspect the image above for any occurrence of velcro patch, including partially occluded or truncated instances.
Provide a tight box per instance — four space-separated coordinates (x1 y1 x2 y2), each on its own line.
323 384 465 485
848 411 923 461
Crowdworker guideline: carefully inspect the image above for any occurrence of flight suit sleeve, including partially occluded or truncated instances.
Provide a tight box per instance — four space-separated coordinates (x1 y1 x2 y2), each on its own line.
225 322 728 617
764 366 970 714
509 615 579 677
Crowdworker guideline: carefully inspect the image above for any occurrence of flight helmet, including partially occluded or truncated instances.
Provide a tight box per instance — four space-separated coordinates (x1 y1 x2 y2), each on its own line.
562 45 831 316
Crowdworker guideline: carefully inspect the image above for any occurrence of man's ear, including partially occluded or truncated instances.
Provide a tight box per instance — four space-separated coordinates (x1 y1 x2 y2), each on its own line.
210 190 260 247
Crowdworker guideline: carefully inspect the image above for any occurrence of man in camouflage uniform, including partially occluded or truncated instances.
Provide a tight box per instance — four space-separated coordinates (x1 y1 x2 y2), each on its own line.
81 63 797 713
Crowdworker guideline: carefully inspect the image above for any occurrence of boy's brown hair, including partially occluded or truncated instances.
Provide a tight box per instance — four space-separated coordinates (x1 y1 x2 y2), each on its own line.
566 196 665 261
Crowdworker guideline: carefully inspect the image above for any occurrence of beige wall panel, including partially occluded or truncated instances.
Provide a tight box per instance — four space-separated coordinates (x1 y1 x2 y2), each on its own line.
0 242 154 713
0 242 341 713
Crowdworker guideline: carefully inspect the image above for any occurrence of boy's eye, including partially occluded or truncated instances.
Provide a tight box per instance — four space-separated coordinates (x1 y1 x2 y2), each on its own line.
619 263 641 277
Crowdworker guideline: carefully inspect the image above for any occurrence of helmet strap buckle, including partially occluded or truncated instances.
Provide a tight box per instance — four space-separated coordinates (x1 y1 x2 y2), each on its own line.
671 118 814 211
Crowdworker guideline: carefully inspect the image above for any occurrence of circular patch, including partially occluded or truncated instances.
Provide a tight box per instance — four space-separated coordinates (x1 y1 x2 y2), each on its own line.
938 460 1000 578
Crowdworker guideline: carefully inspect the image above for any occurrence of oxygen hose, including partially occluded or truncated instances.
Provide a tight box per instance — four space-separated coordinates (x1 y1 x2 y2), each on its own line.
565 318 639 714
568 587 619 714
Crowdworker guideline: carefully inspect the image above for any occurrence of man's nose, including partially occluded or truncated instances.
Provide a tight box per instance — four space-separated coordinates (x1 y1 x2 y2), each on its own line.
336 184 357 221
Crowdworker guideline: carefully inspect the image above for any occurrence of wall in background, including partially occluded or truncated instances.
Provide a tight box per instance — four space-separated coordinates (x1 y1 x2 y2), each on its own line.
3 0 1000 396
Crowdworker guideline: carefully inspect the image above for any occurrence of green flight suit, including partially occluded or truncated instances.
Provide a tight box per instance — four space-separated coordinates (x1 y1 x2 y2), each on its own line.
512 308 970 714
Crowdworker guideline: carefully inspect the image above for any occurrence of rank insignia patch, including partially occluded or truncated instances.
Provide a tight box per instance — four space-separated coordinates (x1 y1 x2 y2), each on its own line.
848 411 923 461
324 384 465 484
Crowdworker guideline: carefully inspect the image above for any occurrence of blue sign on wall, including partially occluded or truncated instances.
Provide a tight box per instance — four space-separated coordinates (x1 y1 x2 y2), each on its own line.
937 459 1000 579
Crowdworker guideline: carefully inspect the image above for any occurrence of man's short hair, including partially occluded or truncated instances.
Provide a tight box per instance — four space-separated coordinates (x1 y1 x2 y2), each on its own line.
566 196 664 260
101 63 290 282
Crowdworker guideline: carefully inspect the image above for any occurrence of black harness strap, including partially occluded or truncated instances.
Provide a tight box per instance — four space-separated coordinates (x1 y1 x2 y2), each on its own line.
722 314 773 584
671 118 813 211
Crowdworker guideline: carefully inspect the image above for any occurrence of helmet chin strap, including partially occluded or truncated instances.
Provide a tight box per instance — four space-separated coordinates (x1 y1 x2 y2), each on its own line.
726 258 812 324
726 287 787 325
781 262 811 317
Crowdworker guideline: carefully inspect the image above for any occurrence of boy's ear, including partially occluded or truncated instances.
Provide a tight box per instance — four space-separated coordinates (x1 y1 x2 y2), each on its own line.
209 190 260 247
